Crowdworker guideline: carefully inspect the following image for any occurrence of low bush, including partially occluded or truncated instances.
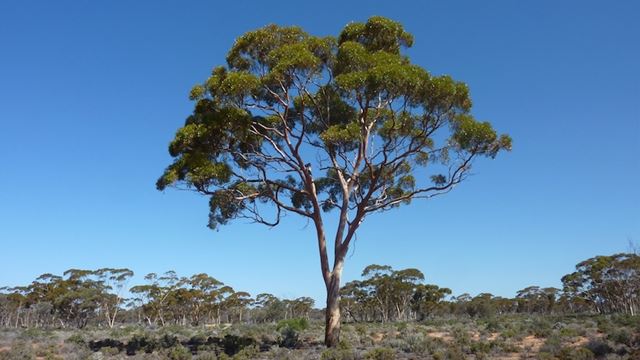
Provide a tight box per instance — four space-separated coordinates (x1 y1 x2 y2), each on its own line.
584 339 613 358
276 318 308 333
167 344 192 360
321 341 356 360
0 340 35 360
557 347 594 360
364 347 395 360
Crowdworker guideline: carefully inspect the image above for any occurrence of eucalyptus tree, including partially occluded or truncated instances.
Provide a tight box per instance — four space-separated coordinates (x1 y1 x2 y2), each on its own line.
411 284 452 320
289 297 315 319
340 280 373 322
225 291 253 322
94 268 134 328
157 16 511 346
515 286 559 314
562 253 639 315
252 293 287 323
130 271 180 326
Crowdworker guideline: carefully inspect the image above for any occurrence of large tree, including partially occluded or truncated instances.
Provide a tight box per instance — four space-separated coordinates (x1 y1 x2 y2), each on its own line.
157 16 511 346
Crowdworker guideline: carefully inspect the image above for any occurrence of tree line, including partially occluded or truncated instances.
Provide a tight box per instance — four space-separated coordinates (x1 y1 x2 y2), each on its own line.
0 269 314 329
0 252 637 329
340 253 639 322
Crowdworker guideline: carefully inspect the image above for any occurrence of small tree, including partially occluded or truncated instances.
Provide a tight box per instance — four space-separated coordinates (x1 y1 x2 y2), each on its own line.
158 16 511 346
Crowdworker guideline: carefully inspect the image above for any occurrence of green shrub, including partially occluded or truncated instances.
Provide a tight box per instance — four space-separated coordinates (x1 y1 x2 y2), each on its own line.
320 348 356 360
275 319 307 349
194 352 218 360
558 347 594 360
321 340 356 360
275 318 308 332
537 352 556 360
364 347 396 360
355 324 368 337
160 334 180 349
451 326 471 344
100 346 121 356
401 332 426 353
168 344 192 360
231 345 259 360
539 335 562 356
395 322 408 332
530 318 553 338
279 327 299 349
445 344 466 360
484 318 504 332
64 333 85 345
607 328 633 346
470 341 491 355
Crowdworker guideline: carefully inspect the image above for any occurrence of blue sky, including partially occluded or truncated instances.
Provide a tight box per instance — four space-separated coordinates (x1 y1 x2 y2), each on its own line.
0 1 638 304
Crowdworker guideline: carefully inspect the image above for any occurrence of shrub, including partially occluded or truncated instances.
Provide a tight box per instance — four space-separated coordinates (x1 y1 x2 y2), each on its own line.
278 327 299 349
354 324 368 337
0 341 35 360
231 345 259 360
584 339 613 357
64 333 85 345
168 344 192 360
320 341 356 360
445 344 466 360
276 318 309 333
100 346 121 356
539 335 562 356
607 328 633 346
530 318 553 338
320 348 356 360
470 341 492 355
398 332 424 353
194 352 217 360
484 318 504 332
220 334 256 356
160 334 180 349
364 347 396 360
558 347 594 360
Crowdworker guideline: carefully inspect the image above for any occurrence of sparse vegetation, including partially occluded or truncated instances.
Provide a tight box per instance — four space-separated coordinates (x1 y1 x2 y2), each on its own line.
1 254 639 358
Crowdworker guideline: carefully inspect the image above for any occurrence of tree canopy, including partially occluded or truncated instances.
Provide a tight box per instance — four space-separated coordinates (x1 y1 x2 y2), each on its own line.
157 16 510 233
157 16 511 346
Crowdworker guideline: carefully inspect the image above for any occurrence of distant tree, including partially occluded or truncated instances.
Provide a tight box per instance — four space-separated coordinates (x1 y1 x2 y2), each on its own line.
411 284 452 320
157 16 510 345
226 291 253 322
561 253 639 315
94 268 134 328
339 264 444 322
516 286 558 314
340 280 372 322
252 293 287 322
130 271 180 326
285 297 315 319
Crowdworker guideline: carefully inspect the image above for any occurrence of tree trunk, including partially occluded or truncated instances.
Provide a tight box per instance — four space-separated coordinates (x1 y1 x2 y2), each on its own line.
325 269 342 347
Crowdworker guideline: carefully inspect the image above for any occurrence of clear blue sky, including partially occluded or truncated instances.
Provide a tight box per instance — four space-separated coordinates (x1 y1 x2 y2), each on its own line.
1 1 638 304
